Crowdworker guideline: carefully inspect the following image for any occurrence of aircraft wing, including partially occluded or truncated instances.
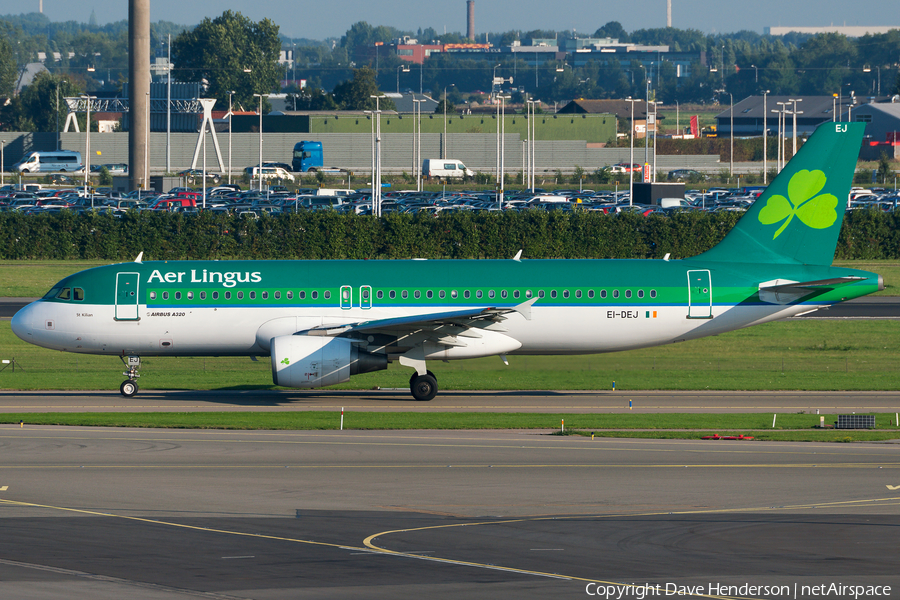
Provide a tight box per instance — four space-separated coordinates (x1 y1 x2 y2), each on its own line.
758 277 867 304
302 297 538 338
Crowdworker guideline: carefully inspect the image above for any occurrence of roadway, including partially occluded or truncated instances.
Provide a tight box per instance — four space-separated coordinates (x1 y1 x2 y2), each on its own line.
1 389 899 413
0 426 897 599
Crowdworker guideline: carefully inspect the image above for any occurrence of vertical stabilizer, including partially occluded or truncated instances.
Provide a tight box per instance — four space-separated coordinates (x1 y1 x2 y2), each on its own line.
695 122 864 266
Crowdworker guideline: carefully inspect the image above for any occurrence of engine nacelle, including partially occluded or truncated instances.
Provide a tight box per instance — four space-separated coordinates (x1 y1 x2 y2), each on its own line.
271 335 387 389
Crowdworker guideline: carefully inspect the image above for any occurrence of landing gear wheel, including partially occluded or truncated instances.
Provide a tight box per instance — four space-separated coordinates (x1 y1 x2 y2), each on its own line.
410 374 438 401
120 380 139 397
409 370 436 388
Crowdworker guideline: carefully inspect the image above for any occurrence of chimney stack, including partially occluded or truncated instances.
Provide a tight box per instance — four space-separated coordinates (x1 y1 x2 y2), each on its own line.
666 0 672 27
466 1 475 41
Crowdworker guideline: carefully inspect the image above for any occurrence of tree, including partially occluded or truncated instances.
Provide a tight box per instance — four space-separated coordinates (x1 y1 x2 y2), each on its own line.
9 72 82 132
289 86 338 111
172 10 281 111
331 67 396 110
0 37 16 98
433 98 454 114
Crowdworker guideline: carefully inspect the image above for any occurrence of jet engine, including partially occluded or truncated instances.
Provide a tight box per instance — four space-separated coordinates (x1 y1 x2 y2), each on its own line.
271 335 387 388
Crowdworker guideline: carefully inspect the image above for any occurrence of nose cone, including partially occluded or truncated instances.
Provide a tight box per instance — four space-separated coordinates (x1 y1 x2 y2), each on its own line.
10 302 34 343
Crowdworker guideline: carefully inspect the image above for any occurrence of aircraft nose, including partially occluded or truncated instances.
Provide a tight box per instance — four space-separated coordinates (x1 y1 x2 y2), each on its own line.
10 302 34 342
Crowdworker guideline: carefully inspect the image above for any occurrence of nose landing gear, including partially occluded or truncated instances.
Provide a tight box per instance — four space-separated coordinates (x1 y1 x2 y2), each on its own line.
119 355 141 397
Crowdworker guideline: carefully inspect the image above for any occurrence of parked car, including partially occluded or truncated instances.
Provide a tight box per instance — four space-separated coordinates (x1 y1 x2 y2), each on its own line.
177 169 221 184
90 163 128 175
667 169 709 182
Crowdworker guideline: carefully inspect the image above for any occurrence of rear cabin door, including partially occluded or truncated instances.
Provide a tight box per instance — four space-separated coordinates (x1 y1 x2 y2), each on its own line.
687 270 712 319
115 272 140 321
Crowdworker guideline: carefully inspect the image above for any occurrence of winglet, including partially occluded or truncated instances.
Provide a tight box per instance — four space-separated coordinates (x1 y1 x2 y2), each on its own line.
513 249 523 262
134 252 143 264
512 296 539 321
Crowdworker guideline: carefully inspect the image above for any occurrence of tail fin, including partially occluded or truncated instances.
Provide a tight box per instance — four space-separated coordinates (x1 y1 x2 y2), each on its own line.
695 122 865 266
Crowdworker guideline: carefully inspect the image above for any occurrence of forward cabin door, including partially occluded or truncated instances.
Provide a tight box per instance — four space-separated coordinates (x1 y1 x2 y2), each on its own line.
115 272 141 321
687 270 712 319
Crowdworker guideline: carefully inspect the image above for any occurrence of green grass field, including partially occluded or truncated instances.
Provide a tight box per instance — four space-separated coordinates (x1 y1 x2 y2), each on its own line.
1 318 898 392
3 412 897 442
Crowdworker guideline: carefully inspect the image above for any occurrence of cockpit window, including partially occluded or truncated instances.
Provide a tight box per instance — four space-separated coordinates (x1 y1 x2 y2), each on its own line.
56 288 71 300
43 287 62 299
73 288 84 301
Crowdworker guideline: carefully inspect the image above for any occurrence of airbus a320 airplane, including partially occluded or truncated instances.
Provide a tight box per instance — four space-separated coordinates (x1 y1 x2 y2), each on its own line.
11 123 882 401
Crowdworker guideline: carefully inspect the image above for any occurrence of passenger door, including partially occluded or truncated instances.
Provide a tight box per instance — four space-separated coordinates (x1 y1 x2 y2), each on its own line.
115 272 141 321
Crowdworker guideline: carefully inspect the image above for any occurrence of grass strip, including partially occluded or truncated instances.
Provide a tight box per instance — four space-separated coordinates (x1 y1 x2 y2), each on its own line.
3 412 900 443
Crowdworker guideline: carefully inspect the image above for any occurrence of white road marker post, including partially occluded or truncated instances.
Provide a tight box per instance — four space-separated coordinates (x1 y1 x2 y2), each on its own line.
772 413 777 428
340 407 344 431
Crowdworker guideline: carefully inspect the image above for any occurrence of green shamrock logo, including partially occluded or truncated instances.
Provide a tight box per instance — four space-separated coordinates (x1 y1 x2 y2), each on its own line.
281 358 290 366
758 170 838 239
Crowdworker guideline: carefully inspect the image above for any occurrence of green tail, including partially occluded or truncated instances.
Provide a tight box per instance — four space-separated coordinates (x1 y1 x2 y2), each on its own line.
695 122 865 266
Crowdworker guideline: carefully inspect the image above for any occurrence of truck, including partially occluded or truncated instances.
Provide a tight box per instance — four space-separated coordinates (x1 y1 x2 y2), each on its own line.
422 159 475 180
13 150 84 173
291 141 343 173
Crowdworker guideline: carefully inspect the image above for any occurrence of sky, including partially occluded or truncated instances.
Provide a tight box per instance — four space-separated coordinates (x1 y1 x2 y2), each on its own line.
13 0 900 40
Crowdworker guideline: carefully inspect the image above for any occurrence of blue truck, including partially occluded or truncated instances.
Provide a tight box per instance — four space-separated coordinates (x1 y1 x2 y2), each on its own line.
292 141 343 173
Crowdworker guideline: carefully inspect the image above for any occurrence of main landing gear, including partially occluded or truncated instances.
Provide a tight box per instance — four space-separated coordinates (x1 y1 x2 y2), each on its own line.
119 355 141 397
409 370 438 401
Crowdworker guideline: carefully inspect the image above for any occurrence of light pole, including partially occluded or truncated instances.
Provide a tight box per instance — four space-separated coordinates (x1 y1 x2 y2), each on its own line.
413 98 424 191
644 77 650 169
370 94 384 216
625 97 638 206
227 91 235 184
498 95 510 208
762 90 769 185
81 94 94 199
492 63 501 102
729 93 734 178
145 91 150 198
1 139 5 186
525 98 538 191
254 93 267 192
397 64 409 94
789 98 802 158
775 101 788 170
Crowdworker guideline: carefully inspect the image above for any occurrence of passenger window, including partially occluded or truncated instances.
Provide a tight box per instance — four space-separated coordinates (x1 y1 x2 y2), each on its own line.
162 292 169 300
464 290 470 299
414 290 421 299
650 290 657 298
74 288 84 301
637 290 644 299
600 290 607 299
613 290 619 299
538 290 545 298
439 290 445 299
224 292 230 300
476 290 483 299
389 290 396 299
513 290 519 299
525 290 532 298
426 290 433 299
489 290 495 299
501 290 507 299
187 291 194 300
588 290 594 299
200 292 206 300
175 292 182 300
57 288 71 300
563 290 569 299
237 291 244 300
377 290 383 299
550 290 557 299
249 292 255 300
299 291 305 299
575 290 582 299
262 292 268 300
324 291 331 300
625 290 632 299
149 291 157 300
312 291 318 300
451 290 458 299
212 291 219 300
402 290 408 299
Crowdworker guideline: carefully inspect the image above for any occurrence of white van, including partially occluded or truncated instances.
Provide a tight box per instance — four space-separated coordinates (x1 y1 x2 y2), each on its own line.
422 159 475 179
245 166 296 182
13 151 84 173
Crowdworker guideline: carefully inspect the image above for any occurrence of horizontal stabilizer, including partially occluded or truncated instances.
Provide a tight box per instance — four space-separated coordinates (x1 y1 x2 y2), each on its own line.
758 276 866 304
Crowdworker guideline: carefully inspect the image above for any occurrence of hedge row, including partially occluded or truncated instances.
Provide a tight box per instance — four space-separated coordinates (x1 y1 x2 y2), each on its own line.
0 209 897 261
